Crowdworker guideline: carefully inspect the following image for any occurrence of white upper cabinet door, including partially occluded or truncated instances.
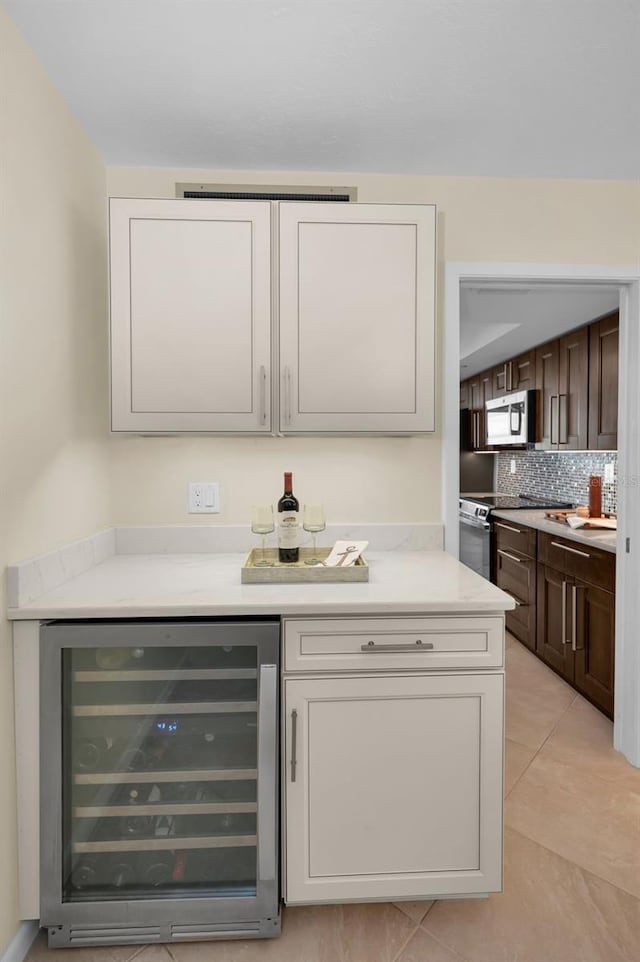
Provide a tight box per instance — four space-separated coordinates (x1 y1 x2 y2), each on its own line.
278 202 436 434
110 198 272 432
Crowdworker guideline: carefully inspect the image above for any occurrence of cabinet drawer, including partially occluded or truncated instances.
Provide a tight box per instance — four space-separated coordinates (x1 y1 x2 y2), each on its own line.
493 519 536 559
538 532 615 591
283 617 504 671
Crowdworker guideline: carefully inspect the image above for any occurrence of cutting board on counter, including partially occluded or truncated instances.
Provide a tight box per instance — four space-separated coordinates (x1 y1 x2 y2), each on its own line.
544 511 617 530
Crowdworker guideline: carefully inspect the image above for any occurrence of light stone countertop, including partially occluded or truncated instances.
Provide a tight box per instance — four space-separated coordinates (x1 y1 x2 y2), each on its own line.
492 510 617 554
7 550 515 620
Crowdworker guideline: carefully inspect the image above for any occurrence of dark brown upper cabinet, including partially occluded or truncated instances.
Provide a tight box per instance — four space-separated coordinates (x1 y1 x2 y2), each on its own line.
558 327 589 450
588 311 619 450
535 329 588 450
535 340 560 447
460 379 469 408
511 350 536 392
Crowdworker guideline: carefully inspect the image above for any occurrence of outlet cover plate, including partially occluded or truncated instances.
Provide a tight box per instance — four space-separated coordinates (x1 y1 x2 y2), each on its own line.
189 482 220 514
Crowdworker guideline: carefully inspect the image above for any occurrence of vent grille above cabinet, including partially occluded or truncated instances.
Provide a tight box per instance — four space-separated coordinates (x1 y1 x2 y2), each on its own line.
176 182 356 202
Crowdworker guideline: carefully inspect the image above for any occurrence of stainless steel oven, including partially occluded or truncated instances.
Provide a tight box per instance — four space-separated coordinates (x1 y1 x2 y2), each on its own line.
459 503 491 581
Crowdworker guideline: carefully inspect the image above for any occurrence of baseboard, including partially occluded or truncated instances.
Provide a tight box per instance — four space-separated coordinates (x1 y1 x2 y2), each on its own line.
0 922 39 962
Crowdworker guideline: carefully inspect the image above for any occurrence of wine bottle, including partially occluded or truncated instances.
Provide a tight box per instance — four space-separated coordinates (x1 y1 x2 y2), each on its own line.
277 471 300 563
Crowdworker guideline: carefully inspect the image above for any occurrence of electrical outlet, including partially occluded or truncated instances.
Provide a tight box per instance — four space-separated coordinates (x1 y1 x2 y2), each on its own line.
189 482 220 514
604 462 615 485
510 459 516 475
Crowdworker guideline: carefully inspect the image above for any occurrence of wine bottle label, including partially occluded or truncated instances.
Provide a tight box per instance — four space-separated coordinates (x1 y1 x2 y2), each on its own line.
278 511 300 548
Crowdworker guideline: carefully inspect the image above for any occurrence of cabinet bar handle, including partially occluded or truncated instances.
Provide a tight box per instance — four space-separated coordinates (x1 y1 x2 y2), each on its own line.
290 708 298 783
503 362 508 390
497 548 524 563
561 580 569 645
550 541 591 559
571 585 580 651
550 395 558 445
495 522 523 534
360 640 435 652
559 394 568 445
259 365 267 425
509 360 514 392
285 366 292 426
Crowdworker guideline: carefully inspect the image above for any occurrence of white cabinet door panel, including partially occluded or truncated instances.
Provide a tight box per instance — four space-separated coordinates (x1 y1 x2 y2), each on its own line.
279 203 436 433
284 673 503 904
110 198 271 432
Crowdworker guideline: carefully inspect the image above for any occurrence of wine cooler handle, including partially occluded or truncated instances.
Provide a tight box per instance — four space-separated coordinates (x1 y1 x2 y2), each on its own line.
257 663 277 884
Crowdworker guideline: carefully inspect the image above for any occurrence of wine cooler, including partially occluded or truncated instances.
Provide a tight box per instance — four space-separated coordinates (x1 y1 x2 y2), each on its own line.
39 619 280 947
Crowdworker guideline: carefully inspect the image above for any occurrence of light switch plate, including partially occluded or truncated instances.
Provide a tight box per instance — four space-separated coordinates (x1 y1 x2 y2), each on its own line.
604 462 615 484
510 459 517 475
189 482 220 513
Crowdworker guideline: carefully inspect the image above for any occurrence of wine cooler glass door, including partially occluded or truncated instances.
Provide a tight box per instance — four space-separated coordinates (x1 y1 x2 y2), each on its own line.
40 621 279 935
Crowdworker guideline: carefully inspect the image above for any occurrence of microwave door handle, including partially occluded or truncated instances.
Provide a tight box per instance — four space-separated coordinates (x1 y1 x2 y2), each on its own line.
510 406 522 436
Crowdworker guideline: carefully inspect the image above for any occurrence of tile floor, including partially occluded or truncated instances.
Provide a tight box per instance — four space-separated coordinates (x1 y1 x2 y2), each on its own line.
27 634 640 962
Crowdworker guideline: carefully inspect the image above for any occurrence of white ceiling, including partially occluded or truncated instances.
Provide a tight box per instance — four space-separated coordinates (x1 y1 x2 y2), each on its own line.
460 285 620 378
5 0 640 177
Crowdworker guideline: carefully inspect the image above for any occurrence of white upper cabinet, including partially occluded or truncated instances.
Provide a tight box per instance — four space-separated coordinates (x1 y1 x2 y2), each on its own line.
109 198 272 432
109 198 437 434
278 202 436 433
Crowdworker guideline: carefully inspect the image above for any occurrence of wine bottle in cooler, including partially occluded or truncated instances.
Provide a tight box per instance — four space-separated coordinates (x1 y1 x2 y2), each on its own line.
277 471 300 563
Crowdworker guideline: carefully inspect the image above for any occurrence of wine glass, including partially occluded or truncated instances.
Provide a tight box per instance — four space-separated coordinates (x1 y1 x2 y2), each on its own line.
251 505 274 567
303 505 326 565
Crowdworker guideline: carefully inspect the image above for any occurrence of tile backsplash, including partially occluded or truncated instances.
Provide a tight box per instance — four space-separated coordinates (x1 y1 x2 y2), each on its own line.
496 451 617 513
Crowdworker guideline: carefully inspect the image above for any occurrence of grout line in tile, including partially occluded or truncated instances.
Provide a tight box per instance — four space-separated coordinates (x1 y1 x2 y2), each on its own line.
390 920 420 962
420 900 437 922
164 945 178 962
502 825 640 907
124 945 155 962
418 918 470 961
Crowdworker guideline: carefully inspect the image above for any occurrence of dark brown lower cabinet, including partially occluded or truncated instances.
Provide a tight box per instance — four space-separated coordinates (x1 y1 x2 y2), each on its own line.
496 548 536 652
536 563 615 718
573 579 615 718
536 564 574 680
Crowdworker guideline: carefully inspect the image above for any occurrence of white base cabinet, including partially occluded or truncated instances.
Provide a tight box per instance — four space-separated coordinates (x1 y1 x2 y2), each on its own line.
282 619 504 905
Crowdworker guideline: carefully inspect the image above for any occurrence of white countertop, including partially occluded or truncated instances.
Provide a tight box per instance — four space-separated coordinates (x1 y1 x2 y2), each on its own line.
7 550 514 620
492 510 617 554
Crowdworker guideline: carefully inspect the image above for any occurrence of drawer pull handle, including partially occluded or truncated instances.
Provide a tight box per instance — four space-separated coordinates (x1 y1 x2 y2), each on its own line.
550 541 591 559
360 640 435 652
497 548 524 563
495 522 523 535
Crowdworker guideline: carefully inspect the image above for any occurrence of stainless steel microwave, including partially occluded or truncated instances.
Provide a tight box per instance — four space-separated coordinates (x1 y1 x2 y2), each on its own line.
485 389 537 446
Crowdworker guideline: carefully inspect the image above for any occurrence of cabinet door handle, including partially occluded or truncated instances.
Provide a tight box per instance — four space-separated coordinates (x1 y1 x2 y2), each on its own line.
502 362 508 390
550 541 591 559
497 548 524 563
290 708 297 783
561 580 569 645
571 585 581 651
559 394 568 445
550 395 558 445
360 640 435 652
509 360 514 392
495 522 523 535
259 365 267 426
284 366 292 426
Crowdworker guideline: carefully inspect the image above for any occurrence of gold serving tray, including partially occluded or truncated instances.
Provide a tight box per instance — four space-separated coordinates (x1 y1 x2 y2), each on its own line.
241 547 369 584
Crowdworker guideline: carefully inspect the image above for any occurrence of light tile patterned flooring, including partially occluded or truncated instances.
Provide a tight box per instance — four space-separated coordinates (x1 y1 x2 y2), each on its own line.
27 633 640 962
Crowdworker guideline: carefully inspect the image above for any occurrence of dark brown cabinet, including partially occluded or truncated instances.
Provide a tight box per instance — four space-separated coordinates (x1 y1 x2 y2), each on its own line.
511 350 536 392
588 311 619 450
536 532 615 718
460 379 469 408
467 371 493 450
494 519 537 652
535 329 588 450
535 340 560 447
558 327 589 449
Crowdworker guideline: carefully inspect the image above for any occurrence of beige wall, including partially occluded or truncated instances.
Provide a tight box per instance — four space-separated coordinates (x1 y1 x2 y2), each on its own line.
0 8 110 949
107 166 639 526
